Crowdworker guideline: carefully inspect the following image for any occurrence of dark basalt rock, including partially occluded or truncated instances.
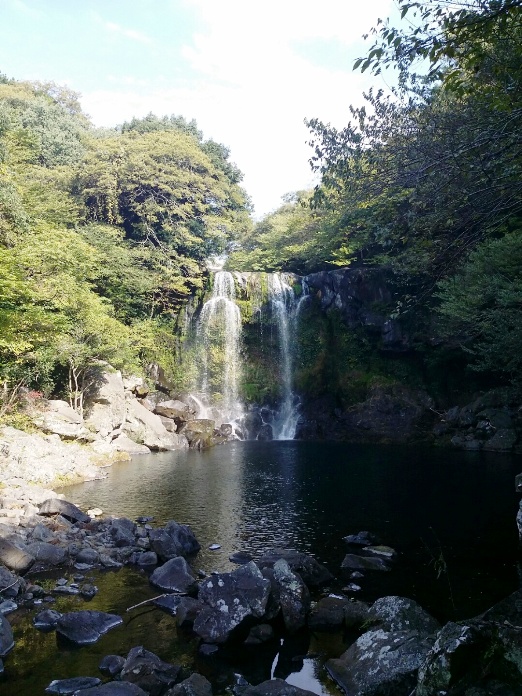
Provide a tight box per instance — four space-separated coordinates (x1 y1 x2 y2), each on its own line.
327 627 436 696
149 520 200 561
27 541 67 566
99 654 125 677
193 561 271 644
33 609 63 632
369 596 440 635
244 623 274 645
0 565 22 596
109 518 137 547
75 682 148 695
165 673 213 696
75 548 100 565
56 610 123 645
45 677 102 694
341 554 391 573
242 678 317 696
149 556 198 594
39 499 90 524
257 549 333 588
308 597 352 632
120 645 181 696
0 615 14 657
272 559 310 632
343 531 381 547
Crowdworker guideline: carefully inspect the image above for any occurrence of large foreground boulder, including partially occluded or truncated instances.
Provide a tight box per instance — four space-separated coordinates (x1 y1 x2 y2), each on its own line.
193 561 271 643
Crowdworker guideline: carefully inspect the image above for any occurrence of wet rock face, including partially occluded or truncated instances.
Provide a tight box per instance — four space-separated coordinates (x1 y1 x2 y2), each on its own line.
272 559 310 633
193 561 271 644
56 610 123 645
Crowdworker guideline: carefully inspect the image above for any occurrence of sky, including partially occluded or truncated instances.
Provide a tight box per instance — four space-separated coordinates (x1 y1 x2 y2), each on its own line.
0 0 399 218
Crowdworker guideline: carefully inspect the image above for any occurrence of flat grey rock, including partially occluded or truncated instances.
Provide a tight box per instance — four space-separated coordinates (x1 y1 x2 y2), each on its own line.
56 610 123 645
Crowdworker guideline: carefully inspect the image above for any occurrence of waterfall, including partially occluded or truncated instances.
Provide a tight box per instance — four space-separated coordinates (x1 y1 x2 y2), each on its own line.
268 273 301 440
192 270 243 433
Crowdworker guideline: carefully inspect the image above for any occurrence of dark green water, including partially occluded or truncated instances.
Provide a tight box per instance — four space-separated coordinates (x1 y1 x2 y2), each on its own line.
2 441 520 695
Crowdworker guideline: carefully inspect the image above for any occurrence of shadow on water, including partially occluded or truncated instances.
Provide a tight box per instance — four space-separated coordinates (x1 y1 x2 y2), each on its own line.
2 441 520 695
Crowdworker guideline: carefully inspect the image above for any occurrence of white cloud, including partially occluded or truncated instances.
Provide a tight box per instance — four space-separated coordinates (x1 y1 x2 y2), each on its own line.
104 21 152 44
82 0 396 216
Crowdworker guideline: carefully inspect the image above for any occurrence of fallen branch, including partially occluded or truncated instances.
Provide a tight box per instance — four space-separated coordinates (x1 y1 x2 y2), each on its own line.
0 578 20 593
126 594 167 612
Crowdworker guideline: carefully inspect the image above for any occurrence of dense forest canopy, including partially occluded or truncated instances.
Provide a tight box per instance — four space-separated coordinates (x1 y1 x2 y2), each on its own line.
0 76 252 403
2 0 522 408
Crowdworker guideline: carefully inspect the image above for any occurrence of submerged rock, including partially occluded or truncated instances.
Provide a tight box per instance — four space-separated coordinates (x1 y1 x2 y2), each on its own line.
56 610 123 645
341 554 391 573
45 677 102 694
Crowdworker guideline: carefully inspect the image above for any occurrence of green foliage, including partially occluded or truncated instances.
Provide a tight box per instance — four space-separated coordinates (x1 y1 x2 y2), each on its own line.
437 232 522 391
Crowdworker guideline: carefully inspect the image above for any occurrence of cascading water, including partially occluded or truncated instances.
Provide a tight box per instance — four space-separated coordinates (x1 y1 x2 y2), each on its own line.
268 273 302 440
191 270 243 433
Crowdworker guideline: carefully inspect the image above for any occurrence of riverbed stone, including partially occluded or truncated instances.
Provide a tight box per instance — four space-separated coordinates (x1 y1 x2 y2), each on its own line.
108 517 137 547
39 499 90 524
45 677 102 694
369 596 440 635
150 556 198 594
341 553 391 573
308 596 351 632
56 610 123 645
76 548 100 565
27 541 67 566
0 615 14 656
327 627 436 696
149 520 200 560
165 674 212 696
257 549 333 588
343 531 381 546
244 623 275 645
0 537 35 573
273 559 310 632
99 654 125 677
33 609 63 631
120 645 181 696
193 561 271 643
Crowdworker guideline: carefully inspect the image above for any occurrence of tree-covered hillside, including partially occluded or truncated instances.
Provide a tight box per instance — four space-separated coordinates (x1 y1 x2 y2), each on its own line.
0 76 252 408
228 0 522 394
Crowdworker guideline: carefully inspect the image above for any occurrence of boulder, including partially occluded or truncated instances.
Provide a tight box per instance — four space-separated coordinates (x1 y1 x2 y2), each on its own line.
120 646 181 696
108 518 137 547
327 628 435 696
26 541 67 566
229 551 254 565
193 561 271 643
111 434 151 455
34 400 85 439
343 531 381 546
39 498 90 524
84 368 127 437
244 623 274 645
149 520 200 561
165 674 213 696
369 596 440 635
257 549 333 588
124 399 185 451
158 416 177 433
0 537 35 573
483 429 518 451
56 610 123 645
149 557 198 594
0 615 14 656
272 559 310 632
45 677 102 694
154 400 192 422
308 596 353 632
33 609 63 632
179 419 216 449
341 554 391 573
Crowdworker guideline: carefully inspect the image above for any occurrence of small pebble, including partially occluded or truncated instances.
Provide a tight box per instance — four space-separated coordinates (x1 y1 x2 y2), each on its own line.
208 544 221 551
56 578 68 587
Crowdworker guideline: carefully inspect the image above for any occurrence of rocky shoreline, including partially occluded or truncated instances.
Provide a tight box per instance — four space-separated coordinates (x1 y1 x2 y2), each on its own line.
0 489 520 695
